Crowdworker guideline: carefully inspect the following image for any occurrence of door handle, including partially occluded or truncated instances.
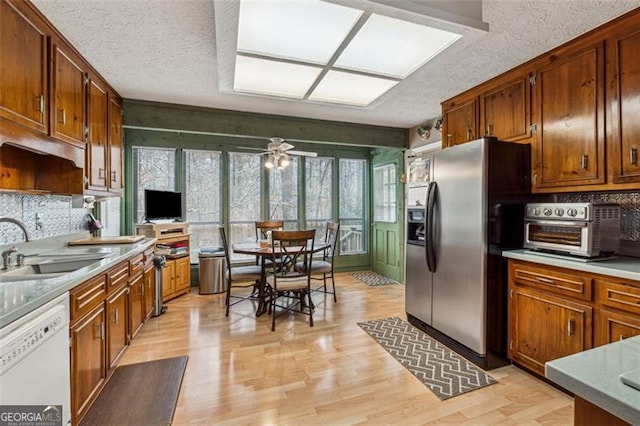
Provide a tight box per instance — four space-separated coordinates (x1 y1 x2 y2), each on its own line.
58 108 66 125
630 148 637 166
580 154 588 170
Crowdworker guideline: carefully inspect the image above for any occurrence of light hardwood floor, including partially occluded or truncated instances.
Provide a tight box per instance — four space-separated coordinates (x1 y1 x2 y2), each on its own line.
120 273 574 425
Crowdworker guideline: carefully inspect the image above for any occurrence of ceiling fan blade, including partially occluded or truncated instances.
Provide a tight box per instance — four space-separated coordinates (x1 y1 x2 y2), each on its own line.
238 146 270 154
279 142 295 151
288 150 317 157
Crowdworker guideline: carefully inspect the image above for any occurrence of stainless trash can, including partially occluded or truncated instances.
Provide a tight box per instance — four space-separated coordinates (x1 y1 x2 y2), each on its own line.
198 247 226 294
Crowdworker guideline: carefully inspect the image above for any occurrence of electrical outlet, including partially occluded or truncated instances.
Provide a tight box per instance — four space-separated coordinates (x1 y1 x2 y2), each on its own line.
35 212 43 231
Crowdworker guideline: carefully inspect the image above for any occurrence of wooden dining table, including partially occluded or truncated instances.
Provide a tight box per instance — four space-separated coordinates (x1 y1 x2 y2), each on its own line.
232 241 330 316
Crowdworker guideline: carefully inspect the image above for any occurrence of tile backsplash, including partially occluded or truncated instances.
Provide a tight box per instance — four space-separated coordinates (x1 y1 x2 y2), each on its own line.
0 193 88 245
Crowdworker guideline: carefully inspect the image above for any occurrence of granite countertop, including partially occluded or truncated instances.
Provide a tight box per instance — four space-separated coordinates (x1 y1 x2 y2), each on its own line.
545 335 640 424
502 249 640 282
0 232 156 328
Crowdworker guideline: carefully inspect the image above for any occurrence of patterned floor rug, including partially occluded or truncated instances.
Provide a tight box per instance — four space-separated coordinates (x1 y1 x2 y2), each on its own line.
358 316 496 400
352 270 398 286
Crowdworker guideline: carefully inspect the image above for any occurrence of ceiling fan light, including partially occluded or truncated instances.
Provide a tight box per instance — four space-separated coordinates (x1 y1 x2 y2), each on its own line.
265 154 275 169
276 155 288 170
280 154 290 167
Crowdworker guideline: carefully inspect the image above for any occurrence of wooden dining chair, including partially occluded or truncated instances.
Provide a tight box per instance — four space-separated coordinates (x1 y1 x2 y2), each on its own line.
219 227 263 316
266 229 316 331
300 221 340 302
255 220 284 241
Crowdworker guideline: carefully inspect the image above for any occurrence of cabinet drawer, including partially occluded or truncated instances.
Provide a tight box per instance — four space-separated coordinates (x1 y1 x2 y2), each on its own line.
596 279 640 315
129 253 145 277
107 261 129 293
510 260 593 301
70 274 107 322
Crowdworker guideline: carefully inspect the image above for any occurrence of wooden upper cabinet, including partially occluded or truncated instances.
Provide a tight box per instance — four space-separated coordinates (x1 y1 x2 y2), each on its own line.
86 77 109 191
108 97 123 193
442 97 478 148
0 0 48 133
50 39 87 147
479 75 531 142
531 43 605 190
607 27 640 184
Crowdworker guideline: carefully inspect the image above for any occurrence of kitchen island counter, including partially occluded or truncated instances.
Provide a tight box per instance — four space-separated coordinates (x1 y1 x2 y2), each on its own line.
545 335 640 425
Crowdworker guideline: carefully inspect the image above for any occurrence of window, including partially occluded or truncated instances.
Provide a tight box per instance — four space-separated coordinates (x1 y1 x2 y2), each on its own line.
373 163 396 223
339 158 366 254
269 156 298 229
229 152 262 259
184 150 222 263
132 147 176 223
305 157 333 234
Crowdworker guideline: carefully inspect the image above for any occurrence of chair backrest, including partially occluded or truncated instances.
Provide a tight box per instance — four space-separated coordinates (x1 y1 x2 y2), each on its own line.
255 220 284 241
219 226 232 275
324 221 340 262
270 229 316 278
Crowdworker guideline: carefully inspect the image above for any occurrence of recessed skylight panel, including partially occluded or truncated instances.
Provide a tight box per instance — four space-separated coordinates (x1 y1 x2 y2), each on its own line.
335 14 461 78
309 71 398 106
237 0 363 65
234 56 322 98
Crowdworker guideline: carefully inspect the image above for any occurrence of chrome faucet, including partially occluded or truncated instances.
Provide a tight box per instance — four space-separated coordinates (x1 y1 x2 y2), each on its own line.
0 217 31 242
0 217 31 270
2 246 17 271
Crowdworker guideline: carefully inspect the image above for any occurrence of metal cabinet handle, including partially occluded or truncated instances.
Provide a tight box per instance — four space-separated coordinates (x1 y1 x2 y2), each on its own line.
98 168 106 179
567 319 574 336
535 276 555 284
114 307 119 324
96 321 105 339
485 124 493 136
58 109 66 125
37 95 44 113
581 154 588 170
111 171 117 182
509 288 513 298
620 334 625 341
631 148 638 166
467 128 472 141
446 134 452 146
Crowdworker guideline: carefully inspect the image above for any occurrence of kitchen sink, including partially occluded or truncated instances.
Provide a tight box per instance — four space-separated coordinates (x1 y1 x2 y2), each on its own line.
0 252 114 281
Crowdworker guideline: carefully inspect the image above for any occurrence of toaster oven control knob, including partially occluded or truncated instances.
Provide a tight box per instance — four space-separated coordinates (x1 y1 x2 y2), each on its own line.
543 207 553 216
555 208 564 217
532 208 540 216
567 208 578 217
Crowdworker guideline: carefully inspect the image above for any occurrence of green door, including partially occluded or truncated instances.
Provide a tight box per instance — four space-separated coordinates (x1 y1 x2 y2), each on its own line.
371 150 404 282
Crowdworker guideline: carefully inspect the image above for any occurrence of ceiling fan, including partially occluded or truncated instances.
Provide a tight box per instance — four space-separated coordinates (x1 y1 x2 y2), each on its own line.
244 137 317 169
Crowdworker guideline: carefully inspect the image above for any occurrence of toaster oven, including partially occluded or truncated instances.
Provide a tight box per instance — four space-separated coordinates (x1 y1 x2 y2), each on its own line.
523 203 620 257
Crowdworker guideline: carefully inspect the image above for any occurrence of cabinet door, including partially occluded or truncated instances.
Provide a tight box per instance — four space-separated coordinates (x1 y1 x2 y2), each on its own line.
0 0 48 132
532 43 605 189
106 285 128 370
108 96 123 193
608 28 640 184
129 273 145 339
144 265 156 319
442 97 478 147
595 309 640 347
70 304 106 424
508 285 592 375
480 75 531 142
86 77 109 191
175 256 191 293
50 40 86 147
162 261 176 301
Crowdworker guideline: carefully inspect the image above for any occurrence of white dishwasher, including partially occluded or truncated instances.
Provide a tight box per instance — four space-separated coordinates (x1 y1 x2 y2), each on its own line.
0 292 71 425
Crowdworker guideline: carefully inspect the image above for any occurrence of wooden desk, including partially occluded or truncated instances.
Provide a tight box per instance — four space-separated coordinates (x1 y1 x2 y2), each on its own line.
232 241 329 316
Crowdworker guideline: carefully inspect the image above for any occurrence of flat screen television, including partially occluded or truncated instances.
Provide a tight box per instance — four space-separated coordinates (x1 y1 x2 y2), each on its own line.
144 189 183 221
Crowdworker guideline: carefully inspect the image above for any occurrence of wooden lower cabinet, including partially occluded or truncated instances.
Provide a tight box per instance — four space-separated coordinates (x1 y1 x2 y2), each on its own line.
595 309 640 346
508 285 593 375
106 285 128 370
508 259 640 378
162 256 191 302
129 272 145 340
70 303 106 425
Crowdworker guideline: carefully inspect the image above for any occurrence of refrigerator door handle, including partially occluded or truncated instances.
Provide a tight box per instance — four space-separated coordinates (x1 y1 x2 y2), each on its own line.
425 181 437 272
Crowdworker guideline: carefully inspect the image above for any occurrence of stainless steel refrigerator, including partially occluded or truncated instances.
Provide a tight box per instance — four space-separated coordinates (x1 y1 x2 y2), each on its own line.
406 137 530 369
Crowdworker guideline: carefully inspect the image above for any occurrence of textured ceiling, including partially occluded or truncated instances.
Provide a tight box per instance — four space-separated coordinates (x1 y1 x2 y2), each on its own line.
31 0 640 129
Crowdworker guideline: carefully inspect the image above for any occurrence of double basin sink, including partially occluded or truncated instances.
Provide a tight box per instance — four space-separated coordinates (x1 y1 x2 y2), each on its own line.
0 248 115 282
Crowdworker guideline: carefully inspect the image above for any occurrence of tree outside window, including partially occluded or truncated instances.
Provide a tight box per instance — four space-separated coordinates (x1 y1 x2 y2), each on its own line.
305 157 333 236
339 158 366 254
132 147 176 223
